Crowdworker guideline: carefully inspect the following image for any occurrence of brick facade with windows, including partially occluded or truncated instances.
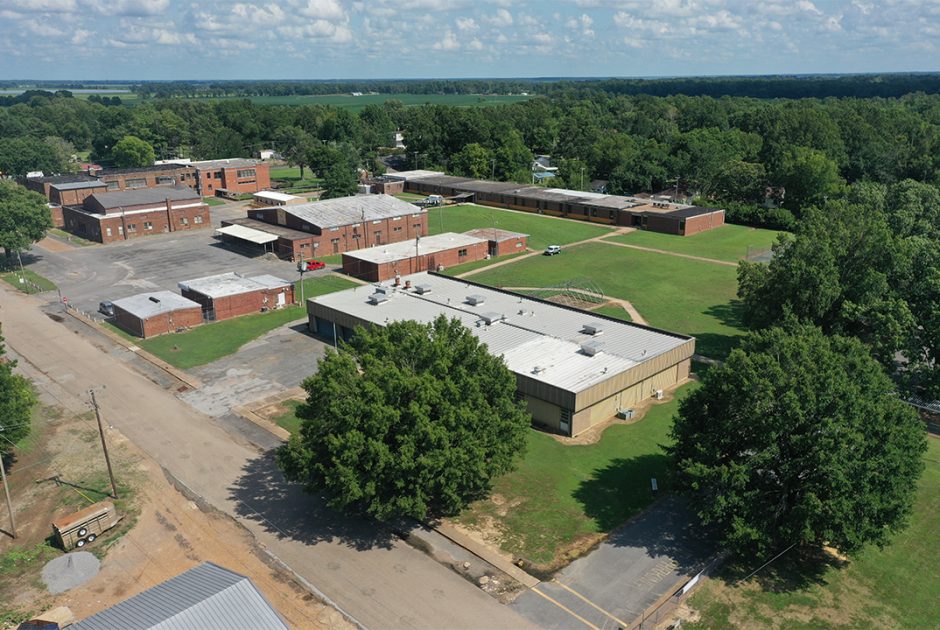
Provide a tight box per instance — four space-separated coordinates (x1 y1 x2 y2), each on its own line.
188 159 271 196
93 165 198 192
341 232 489 282
178 273 295 321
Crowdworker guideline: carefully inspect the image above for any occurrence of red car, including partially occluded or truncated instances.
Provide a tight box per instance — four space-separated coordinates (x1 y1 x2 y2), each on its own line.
301 260 326 271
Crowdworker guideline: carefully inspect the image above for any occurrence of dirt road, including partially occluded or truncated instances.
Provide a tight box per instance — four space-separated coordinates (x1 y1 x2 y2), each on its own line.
0 285 533 630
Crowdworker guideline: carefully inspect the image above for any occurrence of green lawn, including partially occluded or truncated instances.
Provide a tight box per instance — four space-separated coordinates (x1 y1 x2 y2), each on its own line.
458 380 697 568
274 399 304 434
471 242 744 359
48 228 96 246
269 166 324 184
440 251 530 276
130 276 357 369
591 304 632 322
1 269 57 294
426 204 614 251
607 224 782 263
394 192 429 202
203 197 226 207
689 437 940 629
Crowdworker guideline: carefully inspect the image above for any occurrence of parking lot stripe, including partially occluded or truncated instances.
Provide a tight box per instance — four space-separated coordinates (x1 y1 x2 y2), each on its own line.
554 581 632 628
530 586 602 630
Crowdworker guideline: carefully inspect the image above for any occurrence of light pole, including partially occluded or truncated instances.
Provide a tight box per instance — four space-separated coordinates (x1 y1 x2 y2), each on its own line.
580 167 585 191
490 158 496 180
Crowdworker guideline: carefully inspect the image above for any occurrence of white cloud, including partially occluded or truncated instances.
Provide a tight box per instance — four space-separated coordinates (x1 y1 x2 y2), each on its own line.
3 0 77 13
87 0 170 16
432 29 460 50
292 0 346 21
485 8 513 27
468 38 484 50
456 16 477 31
279 20 352 42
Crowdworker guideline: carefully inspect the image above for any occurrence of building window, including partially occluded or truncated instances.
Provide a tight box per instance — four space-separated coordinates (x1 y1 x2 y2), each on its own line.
393 216 402 221
412 213 421 218
372 219 381 225
194 215 203 224
105 227 112 237
106 181 119 191
330 227 340 232
609 210 615 220
236 169 256 179
180 217 189 225
515 242 523 248
127 223 136 232
126 178 146 189
302 223 311 230
156 176 175 185
679 219 686 233
117 225 123 234
144 221 153 230
214 171 222 179
393 226 402 232
374 231 382 244
413 223 421 230
458 248 468 257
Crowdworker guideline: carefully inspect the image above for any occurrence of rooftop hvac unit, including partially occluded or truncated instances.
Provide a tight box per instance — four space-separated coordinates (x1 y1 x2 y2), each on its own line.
479 312 503 325
580 341 604 356
414 283 432 294
654 389 664 400
582 323 604 336
368 293 389 305
148 296 161 303
466 294 486 306
374 285 391 295
617 408 635 420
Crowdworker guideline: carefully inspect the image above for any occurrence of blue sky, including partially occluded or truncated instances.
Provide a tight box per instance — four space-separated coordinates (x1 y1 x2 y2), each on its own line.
0 0 937 80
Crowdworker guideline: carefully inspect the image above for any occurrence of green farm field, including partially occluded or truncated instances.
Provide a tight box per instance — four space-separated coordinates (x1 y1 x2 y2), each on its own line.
689 437 940 629
426 204 614 251
470 241 744 358
607 224 782 263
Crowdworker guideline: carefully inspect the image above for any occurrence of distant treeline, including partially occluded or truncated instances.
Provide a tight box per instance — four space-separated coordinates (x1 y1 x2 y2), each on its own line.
128 74 940 100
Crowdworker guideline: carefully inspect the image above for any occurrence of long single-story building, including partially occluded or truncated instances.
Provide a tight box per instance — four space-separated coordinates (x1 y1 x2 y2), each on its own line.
307 272 695 436
91 164 198 192
462 228 529 256
241 194 427 259
401 174 725 236
251 190 306 207
22 174 108 211
61 187 210 243
179 272 294 321
111 291 204 338
341 232 489 282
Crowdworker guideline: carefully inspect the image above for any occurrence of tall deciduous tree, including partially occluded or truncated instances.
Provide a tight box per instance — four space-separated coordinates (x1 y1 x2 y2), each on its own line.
277 316 530 520
320 162 358 199
670 324 926 556
0 136 70 177
0 334 36 454
450 143 493 179
111 135 155 168
0 182 52 262
777 146 844 214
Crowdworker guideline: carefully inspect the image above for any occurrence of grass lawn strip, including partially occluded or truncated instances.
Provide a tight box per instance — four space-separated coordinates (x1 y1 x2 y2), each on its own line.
591 304 633 322
1 269 57 294
456 380 696 569
273 399 304 435
470 242 744 359
688 438 940 629
605 224 782 263
202 197 226 207
426 204 615 251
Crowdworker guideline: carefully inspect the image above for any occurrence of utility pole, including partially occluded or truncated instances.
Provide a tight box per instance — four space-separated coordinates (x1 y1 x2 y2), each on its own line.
0 452 15 539
580 167 585 191
89 390 119 500
297 261 306 307
490 158 496 180
413 151 419 170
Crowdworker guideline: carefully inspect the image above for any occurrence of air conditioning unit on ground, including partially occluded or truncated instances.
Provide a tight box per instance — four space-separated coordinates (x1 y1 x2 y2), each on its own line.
617 408 635 420
654 389 664 400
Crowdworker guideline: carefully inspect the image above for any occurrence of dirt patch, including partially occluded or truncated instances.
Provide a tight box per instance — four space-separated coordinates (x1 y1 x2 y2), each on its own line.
34 237 75 254
544 294 600 310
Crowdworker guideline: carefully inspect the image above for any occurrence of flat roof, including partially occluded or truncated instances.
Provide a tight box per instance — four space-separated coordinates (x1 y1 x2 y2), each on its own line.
189 158 260 170
385 169 445 181
28 174 98 185
281 194 423 229
178 272 291 298
463 228 528 242
343 232 486 264
50 180 106 191
97 164 192 175
216 224 278 244
87 187 201 209
112 291 201 319
253 190 303 202
311 273 691 395
222 217 312 240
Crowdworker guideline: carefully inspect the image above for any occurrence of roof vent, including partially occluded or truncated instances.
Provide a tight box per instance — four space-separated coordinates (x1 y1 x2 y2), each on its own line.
466 294 486 306
374 285 391 295
580 341 604 356
532 366 546 375
479 312 503 325
148 296 161 304
368 293 389 305
414 283 432 294
582 323 604 336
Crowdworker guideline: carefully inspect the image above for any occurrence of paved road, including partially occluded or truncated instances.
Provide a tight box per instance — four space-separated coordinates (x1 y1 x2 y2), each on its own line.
512 496 714 629
0 286 534 630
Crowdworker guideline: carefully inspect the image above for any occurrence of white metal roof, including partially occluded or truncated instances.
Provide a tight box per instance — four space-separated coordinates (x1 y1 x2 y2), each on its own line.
112 291 201 319
343 232 486 264
179 272 291 298
253 190 302 203
311 272 690 394
281 194 423 229
215 224 278 244
384 170 445 181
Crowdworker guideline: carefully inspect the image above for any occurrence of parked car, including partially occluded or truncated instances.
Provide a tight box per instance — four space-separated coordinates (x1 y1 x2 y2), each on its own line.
544 245 562 256
298 260 326 271
98 300 114 317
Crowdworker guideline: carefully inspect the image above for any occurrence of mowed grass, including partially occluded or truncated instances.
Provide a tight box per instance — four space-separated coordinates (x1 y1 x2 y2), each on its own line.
591 304 633 322
274 399 304 435
471 242 744 358
440 251 530 276
134 276 357 369
426 204 614 251
203 197 226 207
0 269 57 294
457 380 696 568
689 437 940 629
608 224 782 263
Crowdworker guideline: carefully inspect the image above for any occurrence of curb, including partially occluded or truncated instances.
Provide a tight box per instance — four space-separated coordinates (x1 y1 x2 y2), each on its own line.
231 388 306 443
432 522 540 588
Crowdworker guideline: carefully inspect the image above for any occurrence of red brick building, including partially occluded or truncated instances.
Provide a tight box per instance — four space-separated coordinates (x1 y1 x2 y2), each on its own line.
232 194 427 260
22 175 108 211
178 272 295 321
111 291 204 338
92 164 198 192
341 232 489 282
462 228 529 256
188 159 271 196
60 187 210 244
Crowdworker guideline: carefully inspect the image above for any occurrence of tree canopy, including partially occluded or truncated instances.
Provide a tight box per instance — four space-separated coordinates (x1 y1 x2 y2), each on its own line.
277 315 530 521
0 181 53 259
0 334 36 455
669 324 927 556
111 135 155 167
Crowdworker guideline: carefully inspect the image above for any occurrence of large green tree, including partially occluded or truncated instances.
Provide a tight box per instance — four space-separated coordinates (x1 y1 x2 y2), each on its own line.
320 162 358 199
450 143 493 179
670 324 927 556
277 316 530 520
111 135 155 168
0 334 36 454
0 136 71 177
777 146 844 214
0 182 53 261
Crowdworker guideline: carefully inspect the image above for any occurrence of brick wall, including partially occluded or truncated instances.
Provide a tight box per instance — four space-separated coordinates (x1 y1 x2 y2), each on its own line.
342 240 488 282
200 163 271 196
50 186 108 206
49 205 64 228
61 202 210 244
97 166 196 192
182 285 295 321
682 210 725 235
492 235 528 256
114 305 204 338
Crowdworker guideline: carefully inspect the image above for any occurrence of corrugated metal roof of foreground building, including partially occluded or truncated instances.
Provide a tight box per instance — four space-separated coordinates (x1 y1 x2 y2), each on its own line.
71 562 289 630
311 272 692 394
281 194 424 229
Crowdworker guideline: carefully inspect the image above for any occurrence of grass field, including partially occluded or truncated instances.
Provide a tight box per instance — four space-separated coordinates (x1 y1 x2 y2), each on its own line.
688 437 940 629
393 192 429 202
128 275 357 369
269 166 323 184
274 399 304 435
471 242 744 358
426 204 614 251
591 304 633 322
0 269 57 294
457 380 696 568
607 225 782 263
203 197 226 207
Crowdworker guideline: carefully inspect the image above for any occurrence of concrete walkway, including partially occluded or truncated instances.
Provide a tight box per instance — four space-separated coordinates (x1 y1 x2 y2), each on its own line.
500 286 649 326
596 239 738 267
0 285 535 630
